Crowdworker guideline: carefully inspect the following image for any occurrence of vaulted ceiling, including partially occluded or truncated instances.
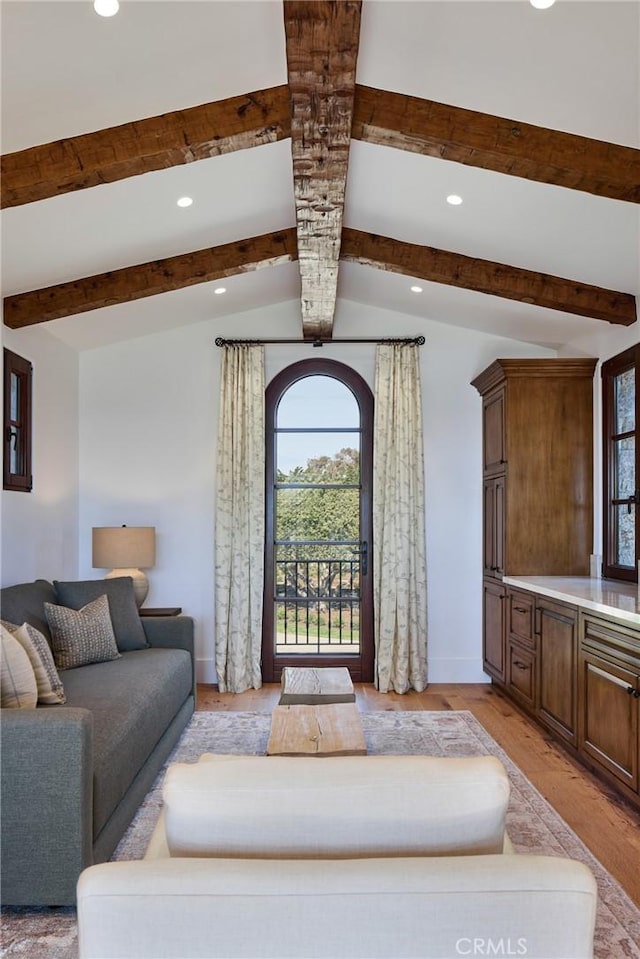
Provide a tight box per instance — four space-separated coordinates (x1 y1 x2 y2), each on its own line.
1 0 638 351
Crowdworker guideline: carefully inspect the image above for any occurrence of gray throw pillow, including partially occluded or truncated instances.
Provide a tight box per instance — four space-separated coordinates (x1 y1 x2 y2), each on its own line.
53 577 148 652
45 594 121 670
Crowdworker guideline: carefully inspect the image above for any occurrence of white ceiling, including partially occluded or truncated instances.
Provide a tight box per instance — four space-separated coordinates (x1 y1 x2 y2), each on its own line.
1 0 639 351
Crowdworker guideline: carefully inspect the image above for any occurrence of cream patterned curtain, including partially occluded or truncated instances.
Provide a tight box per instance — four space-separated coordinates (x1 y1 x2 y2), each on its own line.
373 343 428 693
214 344 265 693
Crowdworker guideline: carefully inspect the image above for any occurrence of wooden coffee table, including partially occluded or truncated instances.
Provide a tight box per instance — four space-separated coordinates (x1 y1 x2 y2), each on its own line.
266 703 367 757
279 665 356 705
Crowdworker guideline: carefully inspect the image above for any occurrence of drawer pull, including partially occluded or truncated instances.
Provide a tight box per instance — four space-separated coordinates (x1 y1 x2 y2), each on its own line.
589 663 634 691
514 606 528 614
514 660 529 670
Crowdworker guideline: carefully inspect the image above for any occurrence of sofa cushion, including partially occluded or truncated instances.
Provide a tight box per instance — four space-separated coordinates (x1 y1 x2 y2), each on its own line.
45 595 121 670
77 856 598 959
161 753 511 859
60 647 193 839
2 621 66 704
54 578 148 652
1 625 38 708
0 579 57 644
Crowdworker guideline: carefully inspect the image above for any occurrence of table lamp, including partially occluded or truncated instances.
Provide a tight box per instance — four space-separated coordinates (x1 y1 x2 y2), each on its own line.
92 525 156 607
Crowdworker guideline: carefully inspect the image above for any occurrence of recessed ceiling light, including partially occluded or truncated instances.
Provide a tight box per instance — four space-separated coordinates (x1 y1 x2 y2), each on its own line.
530 0 556 8
214 287 227 295
446 194 463 206
93 0 119 17
410 285 423 294
176 196 193 208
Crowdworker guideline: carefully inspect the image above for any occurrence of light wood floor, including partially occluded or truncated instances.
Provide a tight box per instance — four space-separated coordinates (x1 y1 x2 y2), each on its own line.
197 681 640 908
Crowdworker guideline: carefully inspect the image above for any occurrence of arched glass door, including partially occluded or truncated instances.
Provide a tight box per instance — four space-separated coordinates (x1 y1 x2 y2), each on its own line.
262 359 374 683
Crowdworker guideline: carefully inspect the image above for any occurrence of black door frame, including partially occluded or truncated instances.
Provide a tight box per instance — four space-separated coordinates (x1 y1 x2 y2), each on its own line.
261 358 374 683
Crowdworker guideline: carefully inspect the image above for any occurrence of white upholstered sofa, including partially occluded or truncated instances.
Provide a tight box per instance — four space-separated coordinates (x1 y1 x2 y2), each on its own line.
77 754 597 959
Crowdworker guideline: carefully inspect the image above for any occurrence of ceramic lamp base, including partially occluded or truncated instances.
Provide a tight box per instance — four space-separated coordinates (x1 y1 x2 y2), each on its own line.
105 568 149 607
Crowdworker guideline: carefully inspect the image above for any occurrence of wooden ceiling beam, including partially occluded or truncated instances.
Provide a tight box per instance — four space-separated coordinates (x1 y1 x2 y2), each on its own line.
3 229 298 328
284 0 362 339
0 86 291 209
340 228 636 326
352 86 640 204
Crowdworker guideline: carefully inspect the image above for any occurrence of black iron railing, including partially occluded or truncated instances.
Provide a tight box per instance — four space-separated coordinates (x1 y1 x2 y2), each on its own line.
274 556 360 651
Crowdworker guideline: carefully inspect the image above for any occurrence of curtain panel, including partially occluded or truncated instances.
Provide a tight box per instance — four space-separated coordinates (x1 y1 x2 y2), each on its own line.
214 344 265 693
373 343 428 693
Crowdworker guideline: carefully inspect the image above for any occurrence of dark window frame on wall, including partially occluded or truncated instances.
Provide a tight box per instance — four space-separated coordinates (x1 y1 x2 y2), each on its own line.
3 348 33 492
602 344 640 582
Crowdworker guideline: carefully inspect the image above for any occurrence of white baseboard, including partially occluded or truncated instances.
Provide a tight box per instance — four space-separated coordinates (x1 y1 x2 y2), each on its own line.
196 657 491 687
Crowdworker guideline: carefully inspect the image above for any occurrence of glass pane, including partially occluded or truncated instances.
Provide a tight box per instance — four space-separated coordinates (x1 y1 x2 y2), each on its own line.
614 437 635 498
615 368 635 434
10 372 19 422
276 487 360 542
277 375 359 429
277 434 360 482
9 428 19 474
615 504 635 567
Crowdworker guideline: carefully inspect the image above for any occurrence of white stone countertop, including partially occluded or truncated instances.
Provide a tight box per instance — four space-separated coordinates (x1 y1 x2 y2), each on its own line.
503 576 640 627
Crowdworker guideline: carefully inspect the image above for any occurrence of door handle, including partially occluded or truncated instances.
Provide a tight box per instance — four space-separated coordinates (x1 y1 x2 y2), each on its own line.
351 541 368 576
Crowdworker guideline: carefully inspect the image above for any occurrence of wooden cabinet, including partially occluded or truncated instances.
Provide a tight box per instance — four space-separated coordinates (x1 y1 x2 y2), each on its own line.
537 597 578 746
483 476 505 579
483 579 506 681
472 358 596 681
579 614 640 795
472 358 596 578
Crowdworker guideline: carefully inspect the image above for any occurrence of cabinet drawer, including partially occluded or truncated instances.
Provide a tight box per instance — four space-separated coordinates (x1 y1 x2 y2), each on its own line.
507 640 537 709
508 590 535 647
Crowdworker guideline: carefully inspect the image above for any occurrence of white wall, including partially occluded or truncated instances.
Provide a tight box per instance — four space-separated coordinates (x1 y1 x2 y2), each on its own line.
1 324 79 586
78 298 556 684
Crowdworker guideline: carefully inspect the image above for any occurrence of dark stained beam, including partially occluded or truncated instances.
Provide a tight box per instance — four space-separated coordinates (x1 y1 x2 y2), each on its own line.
3 229 298 328
352 86 640 204
284 0 362 339
340 228 636 326
1 86 291 209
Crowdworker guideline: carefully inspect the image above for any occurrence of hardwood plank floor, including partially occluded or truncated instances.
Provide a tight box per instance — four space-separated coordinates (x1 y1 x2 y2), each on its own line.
197 681 640 907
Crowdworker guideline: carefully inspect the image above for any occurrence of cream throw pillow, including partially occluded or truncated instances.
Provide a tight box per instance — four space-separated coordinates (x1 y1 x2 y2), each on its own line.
1 624 38 708
2 620 66 704
45 594 121 670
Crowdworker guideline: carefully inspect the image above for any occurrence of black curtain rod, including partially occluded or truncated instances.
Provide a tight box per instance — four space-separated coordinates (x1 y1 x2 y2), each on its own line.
214 336 425 348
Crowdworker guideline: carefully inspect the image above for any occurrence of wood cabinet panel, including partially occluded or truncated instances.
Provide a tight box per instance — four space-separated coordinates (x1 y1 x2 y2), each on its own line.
579 649 638 791
483 476 505 578
507 639 537 709
579 613 640 797
508 589 535 648
537 599 578 745
483 579 506 682
482 387 505 475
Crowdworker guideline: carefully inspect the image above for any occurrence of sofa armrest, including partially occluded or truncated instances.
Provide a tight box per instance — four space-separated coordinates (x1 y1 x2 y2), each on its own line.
142 616 195 696
1 707 93 906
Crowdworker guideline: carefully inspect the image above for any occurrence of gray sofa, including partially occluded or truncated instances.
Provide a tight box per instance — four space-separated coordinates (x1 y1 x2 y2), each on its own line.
1 578 196 906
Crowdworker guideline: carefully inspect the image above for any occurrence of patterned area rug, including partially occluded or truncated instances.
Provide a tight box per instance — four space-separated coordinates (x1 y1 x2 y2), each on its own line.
2 709 640 958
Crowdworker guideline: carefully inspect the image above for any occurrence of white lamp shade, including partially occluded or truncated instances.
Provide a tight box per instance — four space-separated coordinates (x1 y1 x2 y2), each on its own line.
92 526 156 570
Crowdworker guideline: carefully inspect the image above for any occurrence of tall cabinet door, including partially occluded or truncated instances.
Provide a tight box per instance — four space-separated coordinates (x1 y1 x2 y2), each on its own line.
483 387 506 475
483 476 505 578
537 598 578 745
483 579 506 681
